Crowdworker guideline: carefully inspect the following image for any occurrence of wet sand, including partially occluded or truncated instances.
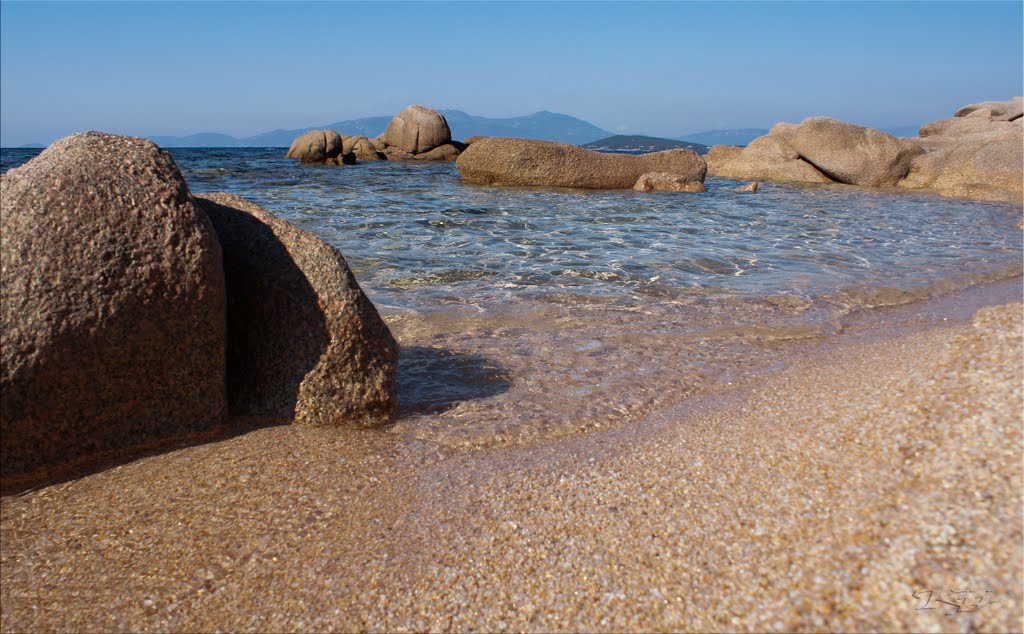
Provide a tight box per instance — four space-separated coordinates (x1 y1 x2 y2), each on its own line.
2 290 1022 632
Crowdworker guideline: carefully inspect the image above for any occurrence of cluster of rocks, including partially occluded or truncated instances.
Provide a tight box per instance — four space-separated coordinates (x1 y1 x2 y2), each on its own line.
286 105 467 165
1 132 399 488
455 137 707 192
706 97 1023 203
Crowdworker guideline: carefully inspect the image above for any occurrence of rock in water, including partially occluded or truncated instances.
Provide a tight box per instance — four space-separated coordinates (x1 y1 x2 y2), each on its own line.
195 193 399 427
456 138 706 190
413 144 461 162
382 105 453 155
285 129 344 164
0 132 228 483
632 172 707 192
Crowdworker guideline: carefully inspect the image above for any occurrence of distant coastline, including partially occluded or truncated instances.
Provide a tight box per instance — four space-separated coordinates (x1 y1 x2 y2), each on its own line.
3 109 926 151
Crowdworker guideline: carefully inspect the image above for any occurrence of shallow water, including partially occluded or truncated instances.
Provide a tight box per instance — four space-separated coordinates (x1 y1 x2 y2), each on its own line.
2 147 1021 448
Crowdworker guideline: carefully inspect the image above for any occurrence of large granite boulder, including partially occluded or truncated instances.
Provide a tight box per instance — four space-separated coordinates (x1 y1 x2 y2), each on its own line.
705 136 831 184
456 138 706 190
195 193 399 428
285 129 345 164
382 105 452 155
768 117 923 187
899 97 1023 202
1 132 227 483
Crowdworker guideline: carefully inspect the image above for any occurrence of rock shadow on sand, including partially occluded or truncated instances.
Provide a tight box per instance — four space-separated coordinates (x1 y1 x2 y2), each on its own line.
397 346 512 416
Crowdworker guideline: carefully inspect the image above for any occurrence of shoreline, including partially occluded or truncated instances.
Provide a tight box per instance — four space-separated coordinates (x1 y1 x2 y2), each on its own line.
2 276 1021 632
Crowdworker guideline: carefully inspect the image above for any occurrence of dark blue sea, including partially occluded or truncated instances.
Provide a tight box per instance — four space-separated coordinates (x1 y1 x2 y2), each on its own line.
3 146 1021 446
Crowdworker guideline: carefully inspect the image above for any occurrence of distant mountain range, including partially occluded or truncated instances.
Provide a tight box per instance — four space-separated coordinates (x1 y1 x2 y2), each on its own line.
583 135 708 154
11 114 926 150
147 110 616 148
674 128 769 147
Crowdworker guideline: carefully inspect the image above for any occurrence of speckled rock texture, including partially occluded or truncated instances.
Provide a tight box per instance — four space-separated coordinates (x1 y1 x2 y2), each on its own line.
704 135 832 184
412 143 461 162
632 172 707 192
707 99 1023 203
768 117 924 187
382 104 453 155
284 130 345 164
457 138 707 190
899 97 1023 203
343 135 386 161
0 132 227 484
195 192 398 428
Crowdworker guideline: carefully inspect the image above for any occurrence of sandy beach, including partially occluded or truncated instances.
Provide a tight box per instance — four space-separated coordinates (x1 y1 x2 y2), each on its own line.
2 278 1020 633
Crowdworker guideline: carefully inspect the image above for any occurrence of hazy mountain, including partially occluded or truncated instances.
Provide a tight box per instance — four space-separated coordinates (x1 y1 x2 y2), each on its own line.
148 132 243 147
583 135 708 154
145 110 614 147
674 128 770 148
440 110 613 144
241 116 394 147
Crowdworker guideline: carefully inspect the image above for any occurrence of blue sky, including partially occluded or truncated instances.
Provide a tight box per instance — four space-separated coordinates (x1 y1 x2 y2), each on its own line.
1 1 1021 146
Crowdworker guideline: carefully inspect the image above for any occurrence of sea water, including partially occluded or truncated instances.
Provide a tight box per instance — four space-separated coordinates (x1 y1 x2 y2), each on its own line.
2 147 1021 448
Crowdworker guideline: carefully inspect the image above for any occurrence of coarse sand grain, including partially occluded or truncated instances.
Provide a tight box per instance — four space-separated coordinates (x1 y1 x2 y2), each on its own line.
1 302 1021 633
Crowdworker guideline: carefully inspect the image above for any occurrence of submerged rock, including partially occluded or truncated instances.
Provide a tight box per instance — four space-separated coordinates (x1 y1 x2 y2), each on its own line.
633 172 707 192
196 192 399 428
383 105 453 155
0 132 228 482
456 138 706 190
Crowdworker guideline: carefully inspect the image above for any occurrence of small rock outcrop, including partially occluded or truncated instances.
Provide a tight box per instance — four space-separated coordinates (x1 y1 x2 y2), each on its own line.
633 172 707 192
196 193 399 428
285 106 461 164
285 129 348 164
383 104 453 155
456 138 706 190
736 181 759 192
1 132 228 483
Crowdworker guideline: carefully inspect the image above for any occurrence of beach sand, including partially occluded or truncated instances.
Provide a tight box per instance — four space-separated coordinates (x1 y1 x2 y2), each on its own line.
1 292 1021 632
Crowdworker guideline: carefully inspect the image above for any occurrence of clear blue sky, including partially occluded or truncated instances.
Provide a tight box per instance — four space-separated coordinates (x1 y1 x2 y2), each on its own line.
2 1 1022 146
